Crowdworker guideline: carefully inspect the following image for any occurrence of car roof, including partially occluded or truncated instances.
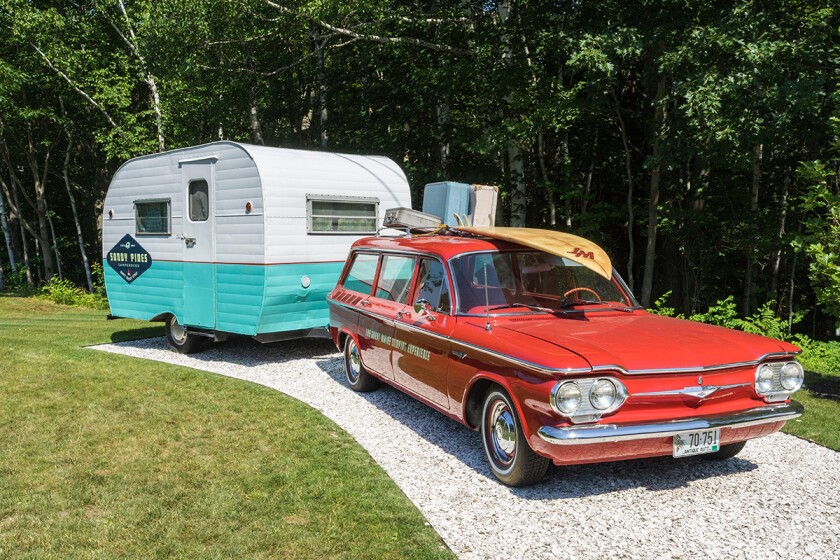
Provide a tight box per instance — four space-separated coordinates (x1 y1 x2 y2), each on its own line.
351 234 522 260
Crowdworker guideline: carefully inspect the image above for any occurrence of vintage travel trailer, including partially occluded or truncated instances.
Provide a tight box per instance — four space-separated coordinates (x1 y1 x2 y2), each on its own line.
102 141 412 352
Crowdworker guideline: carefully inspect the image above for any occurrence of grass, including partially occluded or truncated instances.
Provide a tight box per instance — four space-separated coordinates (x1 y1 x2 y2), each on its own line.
0 296 452 559
782 372 840 452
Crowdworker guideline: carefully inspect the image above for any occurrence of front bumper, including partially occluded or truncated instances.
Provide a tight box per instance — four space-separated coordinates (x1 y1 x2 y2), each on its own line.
537 401 803 445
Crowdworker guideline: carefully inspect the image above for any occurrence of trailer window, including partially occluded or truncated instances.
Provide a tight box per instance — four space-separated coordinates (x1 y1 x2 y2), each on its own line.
307 197 378 234
135 200 170 235
188 180 209 222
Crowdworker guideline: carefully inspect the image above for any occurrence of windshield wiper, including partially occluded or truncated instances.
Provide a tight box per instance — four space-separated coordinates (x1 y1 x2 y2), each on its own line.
559 299 635 312
487 302 556 313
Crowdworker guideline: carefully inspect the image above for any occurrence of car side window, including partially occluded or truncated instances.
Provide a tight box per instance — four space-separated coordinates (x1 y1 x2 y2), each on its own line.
342 253 378 295
375 255 415 304
416 259 451 314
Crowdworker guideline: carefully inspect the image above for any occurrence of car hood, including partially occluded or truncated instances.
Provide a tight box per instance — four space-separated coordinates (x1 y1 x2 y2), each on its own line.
494 311 798 372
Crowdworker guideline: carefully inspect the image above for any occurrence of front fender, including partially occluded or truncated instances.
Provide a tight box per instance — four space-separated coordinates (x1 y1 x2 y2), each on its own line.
463 372 557 438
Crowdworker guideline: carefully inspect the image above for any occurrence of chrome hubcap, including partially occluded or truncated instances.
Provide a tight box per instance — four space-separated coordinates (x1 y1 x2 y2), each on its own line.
169 317 188 344
346 340 361 383
488 400 516 466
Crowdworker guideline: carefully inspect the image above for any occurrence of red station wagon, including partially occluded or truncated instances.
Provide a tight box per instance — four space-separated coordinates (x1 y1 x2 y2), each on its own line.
326 227 804 486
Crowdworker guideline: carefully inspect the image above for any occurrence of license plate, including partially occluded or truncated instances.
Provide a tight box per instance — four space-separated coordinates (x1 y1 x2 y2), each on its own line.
673 428 720 458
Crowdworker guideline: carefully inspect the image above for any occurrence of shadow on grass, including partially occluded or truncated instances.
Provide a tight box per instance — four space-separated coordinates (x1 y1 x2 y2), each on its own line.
804 370 840 401
109 325 164 343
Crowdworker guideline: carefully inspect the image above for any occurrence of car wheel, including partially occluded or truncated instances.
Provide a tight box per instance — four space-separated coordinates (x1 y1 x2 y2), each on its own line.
343 336 380 392
702 441 747 461
164 314 203 354
481 388 550 486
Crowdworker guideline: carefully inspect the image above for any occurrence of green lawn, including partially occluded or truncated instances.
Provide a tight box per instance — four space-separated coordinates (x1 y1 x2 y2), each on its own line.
0 296 452 559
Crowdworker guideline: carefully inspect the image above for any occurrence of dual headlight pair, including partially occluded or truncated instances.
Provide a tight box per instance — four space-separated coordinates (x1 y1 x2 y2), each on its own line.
755 361 804 402
550 377 628 422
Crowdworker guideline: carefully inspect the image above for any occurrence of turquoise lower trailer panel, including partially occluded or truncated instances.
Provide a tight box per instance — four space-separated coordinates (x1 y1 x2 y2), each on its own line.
104 260 345 336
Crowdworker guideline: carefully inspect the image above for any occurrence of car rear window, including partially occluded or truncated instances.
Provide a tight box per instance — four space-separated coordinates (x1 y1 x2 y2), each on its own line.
343 253 378 295
375 255 415 304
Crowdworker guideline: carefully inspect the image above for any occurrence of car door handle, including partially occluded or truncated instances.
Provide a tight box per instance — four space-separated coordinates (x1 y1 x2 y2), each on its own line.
452 350 467 360
396 311 411 319
360 300 372 307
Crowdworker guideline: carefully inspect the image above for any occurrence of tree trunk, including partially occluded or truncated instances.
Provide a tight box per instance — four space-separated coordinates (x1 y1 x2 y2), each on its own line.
116 0 164 151
437 92 451 177
62 133 93 291
537 130 556 227
313 26 329 150
770 173 789 304
45 197 62 281
497 0 526 227
640 76 668 308
742 142 763 315
612 94 635 293
562 132 572 228
0 180 17 273
11 182 33 287
250 101 265 145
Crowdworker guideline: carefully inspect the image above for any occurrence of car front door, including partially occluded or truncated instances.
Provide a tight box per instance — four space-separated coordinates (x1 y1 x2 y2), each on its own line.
392 258 454 410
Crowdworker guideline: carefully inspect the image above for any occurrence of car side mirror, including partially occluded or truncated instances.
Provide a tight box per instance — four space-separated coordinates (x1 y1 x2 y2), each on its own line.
413 299 436 321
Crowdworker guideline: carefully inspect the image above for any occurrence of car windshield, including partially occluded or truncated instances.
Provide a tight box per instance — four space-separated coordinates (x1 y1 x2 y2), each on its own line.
450 250 638 315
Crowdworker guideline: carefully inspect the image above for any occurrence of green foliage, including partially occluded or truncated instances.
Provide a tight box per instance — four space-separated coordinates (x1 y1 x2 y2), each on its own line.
650 291 805 343
792 335 840 377
37 277 108 309
794 160 840 327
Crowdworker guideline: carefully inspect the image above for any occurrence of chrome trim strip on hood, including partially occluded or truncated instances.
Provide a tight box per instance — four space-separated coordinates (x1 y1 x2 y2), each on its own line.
591 352 801 376
537 401 803 445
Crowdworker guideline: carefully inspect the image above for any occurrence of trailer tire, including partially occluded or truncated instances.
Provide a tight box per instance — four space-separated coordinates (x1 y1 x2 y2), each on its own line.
165 315 203 354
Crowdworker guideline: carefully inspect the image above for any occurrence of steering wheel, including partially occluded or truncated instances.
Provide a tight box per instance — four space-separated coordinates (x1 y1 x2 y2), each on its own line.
563 287 602 301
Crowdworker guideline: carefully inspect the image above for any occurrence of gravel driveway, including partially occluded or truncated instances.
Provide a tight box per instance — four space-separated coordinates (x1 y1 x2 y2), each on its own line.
92 336 840 560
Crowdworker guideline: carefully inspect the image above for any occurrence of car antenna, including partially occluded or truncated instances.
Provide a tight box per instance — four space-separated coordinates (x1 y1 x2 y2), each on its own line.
483 264 492 332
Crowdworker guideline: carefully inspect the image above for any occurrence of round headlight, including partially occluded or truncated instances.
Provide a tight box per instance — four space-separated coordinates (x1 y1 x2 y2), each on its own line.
554 382 582 414
590 379 617 410
780 362 804 391
756 365 775 393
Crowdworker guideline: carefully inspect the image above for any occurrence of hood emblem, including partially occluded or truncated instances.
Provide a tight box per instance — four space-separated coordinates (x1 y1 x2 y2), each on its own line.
697 375 703 385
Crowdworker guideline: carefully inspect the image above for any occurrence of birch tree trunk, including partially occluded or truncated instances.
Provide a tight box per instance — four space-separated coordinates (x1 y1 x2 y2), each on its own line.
45 197 62 281
62 132 93 291
313 26 329 150
770 173 789 304
0 181 17 273
116 0 165 151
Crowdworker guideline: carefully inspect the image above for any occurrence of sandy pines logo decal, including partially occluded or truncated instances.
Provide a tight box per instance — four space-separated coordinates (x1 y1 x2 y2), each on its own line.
107 234 152 284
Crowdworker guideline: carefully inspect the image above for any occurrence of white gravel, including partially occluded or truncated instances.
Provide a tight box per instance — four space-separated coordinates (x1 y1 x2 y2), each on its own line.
91 336 840 560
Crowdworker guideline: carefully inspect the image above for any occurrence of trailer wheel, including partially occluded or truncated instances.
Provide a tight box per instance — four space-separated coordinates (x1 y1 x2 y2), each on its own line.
165 315 203 354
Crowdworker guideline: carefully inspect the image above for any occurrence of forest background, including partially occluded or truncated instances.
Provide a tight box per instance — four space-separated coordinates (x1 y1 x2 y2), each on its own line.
1 0 838 340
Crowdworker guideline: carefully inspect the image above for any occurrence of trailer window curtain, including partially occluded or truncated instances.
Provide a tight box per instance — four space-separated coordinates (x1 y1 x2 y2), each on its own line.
135 200 170 235
307 197 378 234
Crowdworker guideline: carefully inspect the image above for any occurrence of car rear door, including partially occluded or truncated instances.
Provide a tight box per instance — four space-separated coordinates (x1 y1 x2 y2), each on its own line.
392 257 454 410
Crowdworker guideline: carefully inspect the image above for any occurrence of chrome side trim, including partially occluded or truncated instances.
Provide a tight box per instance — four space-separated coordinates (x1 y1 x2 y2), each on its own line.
328 298 591 376
634 383 751 399
537 401 803 445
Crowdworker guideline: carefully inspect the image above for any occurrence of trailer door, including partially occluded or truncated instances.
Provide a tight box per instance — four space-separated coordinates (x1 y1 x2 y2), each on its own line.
179 158 216 329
